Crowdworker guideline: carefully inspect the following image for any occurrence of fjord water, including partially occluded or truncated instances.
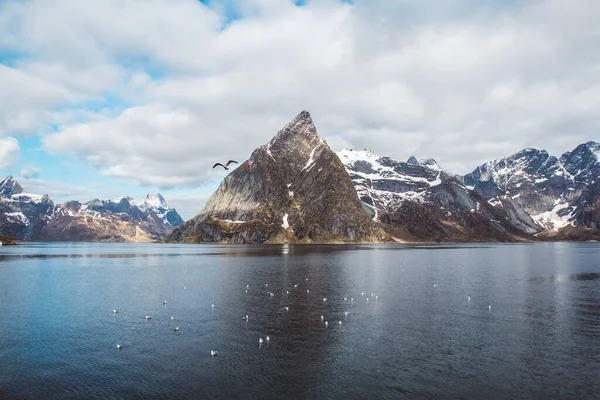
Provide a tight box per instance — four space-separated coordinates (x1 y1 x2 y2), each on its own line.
1 243 599 399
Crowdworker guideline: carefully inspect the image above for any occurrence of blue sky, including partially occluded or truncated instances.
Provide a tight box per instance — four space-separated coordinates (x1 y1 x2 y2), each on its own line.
1 0 599 219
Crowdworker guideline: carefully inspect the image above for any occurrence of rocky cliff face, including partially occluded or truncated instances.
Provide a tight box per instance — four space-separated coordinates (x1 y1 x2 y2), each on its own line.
463 141 600 238
167 111 389 244
0 176 183 242
338 149 539 242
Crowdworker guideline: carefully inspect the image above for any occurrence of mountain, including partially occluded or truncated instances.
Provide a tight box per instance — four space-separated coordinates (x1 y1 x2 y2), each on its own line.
167 111 390 244
338 149 538 242
463 141 600 239
0 176 183 242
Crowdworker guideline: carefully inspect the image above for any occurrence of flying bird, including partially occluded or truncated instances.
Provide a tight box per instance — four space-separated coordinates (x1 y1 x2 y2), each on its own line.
213 160 238 170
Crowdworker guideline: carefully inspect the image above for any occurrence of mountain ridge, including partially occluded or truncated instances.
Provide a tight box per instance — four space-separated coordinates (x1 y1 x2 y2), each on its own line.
0 176 183 242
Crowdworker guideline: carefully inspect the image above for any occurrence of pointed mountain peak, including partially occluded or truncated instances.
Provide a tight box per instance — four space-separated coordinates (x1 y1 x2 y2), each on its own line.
0 175 24 198
266 110 318 149
419 158 442 171
406 156 442 171
144 193 167 208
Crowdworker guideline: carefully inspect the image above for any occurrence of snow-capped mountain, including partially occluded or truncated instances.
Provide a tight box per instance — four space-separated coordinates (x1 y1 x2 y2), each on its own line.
463 141 600 236
0 176 183 242
337 149 443 219
338 149 539 241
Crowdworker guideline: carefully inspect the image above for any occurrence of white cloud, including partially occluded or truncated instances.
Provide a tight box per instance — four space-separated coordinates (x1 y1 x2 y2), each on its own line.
0 137 20 168
1 0 599 186
20 165 41 179
15 177 90 200
162 193 212 220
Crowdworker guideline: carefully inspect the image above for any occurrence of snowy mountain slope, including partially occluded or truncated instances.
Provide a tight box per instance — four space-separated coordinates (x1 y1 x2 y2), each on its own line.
0 176 183 242
338 149 539 241
463 141 600 234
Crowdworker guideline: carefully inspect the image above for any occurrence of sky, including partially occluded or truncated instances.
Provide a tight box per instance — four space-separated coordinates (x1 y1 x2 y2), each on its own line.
0 0 599 220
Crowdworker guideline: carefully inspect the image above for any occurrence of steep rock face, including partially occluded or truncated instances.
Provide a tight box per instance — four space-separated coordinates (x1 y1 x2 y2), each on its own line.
0 177 183 242
167 111 389 244
338 150 539 241
463 141 600 235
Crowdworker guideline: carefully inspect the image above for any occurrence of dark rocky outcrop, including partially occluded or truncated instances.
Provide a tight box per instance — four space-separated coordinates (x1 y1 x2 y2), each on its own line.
0 234 17 245
167 111 390 244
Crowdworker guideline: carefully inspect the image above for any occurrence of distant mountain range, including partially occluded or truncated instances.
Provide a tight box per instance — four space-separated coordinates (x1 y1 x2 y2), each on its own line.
0 176 183 242
167 111 600 243
463 142 600 239
2 111 598 243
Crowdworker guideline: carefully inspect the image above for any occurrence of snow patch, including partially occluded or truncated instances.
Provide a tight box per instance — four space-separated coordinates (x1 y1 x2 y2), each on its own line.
428 173 442 187
10 193 45 203
281 213 289 229
302 143 322 171
488 198 503 207
532 203 576 231
337 149 380 165
5 212 29 225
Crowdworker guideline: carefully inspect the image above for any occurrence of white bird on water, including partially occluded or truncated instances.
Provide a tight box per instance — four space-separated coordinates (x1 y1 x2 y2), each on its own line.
266 336 270 342
433 284 437 288
210 350 218 357
294 284 298 288
144 316 152 320
468 296 471 301
116 344 123 350
259 337 263 344
307 289 310 294
339 321 342 325
163 300 167 305
325 321 329 328
344 297 347 301
113 309 118 313
270 292 274 297
489 305 492 310
344 311 349 317
243 315 249 321
174 327 180 332
323 298 327 302
171 316 175 320
321 315 324 321
284 306 289 311
212 303 215 308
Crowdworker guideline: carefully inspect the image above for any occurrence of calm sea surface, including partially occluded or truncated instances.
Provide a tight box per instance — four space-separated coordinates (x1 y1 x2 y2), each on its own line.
0 242 599 399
